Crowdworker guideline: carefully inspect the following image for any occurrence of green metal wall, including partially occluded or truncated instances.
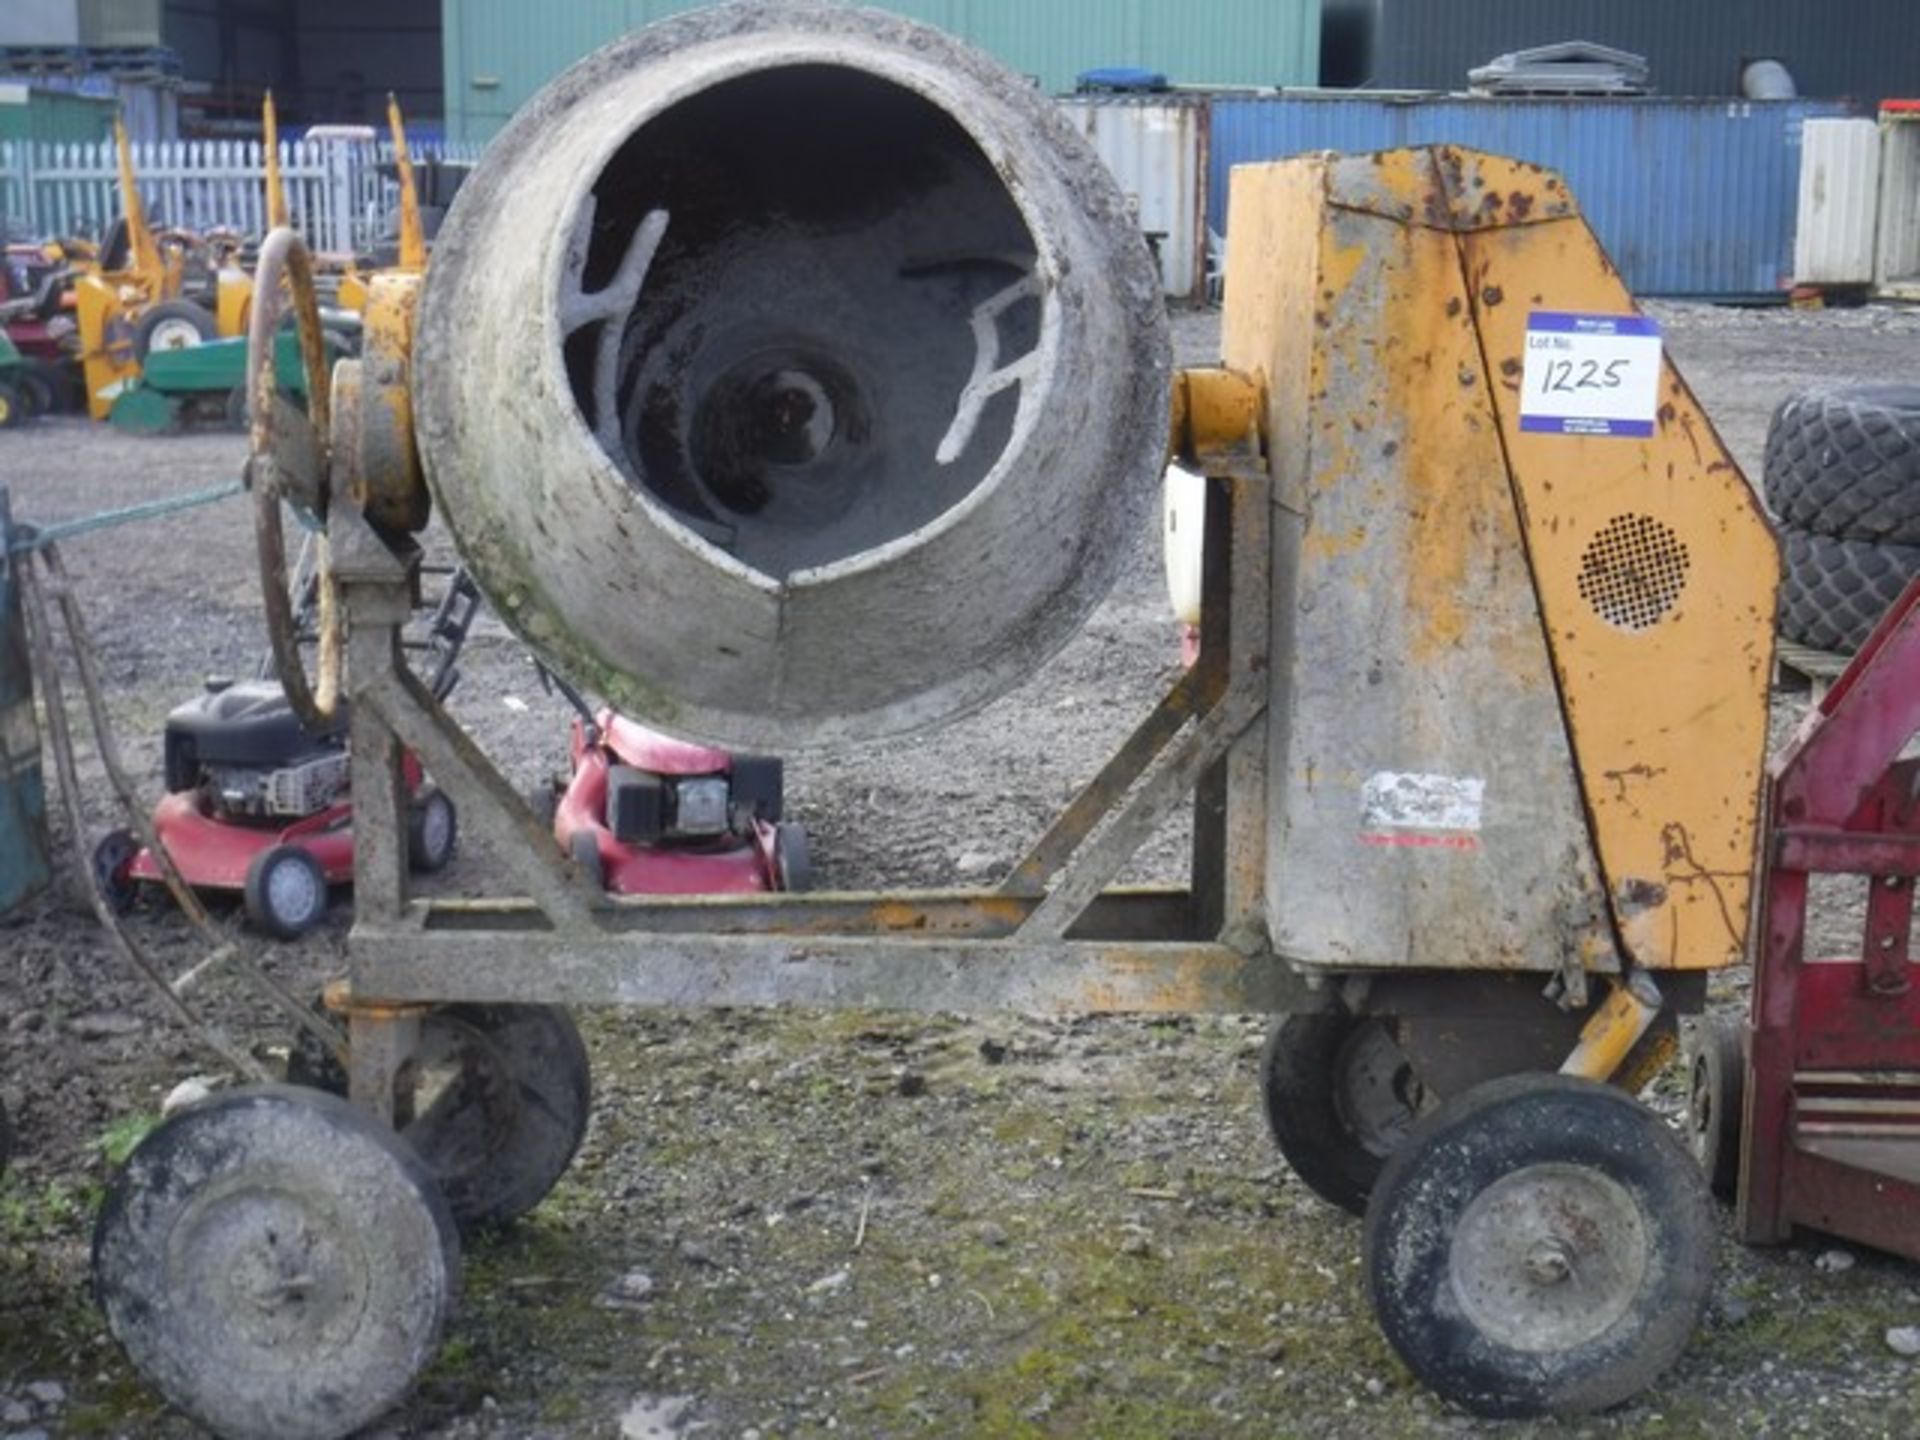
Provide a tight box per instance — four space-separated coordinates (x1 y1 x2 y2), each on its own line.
442 0 1319 142
0 85 115 143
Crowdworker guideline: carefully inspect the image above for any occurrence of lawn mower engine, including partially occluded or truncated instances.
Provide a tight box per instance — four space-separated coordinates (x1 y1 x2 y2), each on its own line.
100 676 455 939
164 679 350 822
545 679 809 897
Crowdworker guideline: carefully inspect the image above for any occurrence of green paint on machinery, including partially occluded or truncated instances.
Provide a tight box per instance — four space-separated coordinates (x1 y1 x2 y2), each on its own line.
107 331 321 435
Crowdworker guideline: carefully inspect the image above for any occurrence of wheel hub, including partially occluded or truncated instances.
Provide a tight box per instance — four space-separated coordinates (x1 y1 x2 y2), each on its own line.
178 1184 364 1355
151 318 203 351
1448 1162 1648 1353
420 798 454 862
268 857 321 921
1332 1020 1424 1157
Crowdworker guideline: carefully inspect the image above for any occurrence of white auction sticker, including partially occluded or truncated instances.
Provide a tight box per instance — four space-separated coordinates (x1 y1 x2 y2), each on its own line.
1519 311 1663 438
1360 771 1485 851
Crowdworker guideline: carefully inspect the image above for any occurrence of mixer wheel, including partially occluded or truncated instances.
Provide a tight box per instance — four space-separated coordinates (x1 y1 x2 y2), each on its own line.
1364 1075 1713 1418
94 1085 457 1440
1260 1011 1431 1216
287 1003 592 1233
1684 1014 1747 1198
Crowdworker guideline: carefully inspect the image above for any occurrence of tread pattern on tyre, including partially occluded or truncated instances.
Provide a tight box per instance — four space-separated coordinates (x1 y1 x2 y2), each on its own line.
1765 385 1920 544
1779 528 1920 652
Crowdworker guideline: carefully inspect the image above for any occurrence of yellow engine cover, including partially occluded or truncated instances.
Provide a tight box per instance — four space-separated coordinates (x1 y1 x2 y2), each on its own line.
1225 147 1776 975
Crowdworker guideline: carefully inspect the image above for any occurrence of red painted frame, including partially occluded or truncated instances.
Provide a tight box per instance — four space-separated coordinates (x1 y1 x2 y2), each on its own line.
1743 575 1920 1257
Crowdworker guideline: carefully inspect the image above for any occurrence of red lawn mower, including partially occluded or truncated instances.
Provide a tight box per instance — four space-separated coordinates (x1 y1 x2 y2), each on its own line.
92 566 477 937
1 240 82 415
533 665 810 896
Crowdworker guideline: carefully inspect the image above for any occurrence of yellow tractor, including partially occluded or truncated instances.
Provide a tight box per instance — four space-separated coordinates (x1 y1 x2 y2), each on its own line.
86 94 430 427
73 117 248 418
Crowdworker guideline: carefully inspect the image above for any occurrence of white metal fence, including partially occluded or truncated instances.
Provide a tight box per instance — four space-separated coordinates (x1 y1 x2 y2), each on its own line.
0 136 484 254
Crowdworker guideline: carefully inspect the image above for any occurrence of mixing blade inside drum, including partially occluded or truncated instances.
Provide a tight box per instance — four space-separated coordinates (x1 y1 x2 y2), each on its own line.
558 67 1044 579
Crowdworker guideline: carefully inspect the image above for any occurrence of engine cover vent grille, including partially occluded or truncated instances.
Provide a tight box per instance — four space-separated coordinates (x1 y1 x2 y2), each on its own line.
1578 513 1691 630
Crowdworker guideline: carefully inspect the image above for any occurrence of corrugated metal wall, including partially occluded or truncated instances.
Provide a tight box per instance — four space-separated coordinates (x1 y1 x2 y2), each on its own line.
1210 95 1851 296
1058 96 1206 299
1794 118 1880 284
443 0 1319 142
1879 114 1920 296
0 84 114 143
1356 0 1920 108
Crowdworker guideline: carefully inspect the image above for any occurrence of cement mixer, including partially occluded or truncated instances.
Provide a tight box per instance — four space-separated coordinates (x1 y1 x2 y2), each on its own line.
87 5 1782 1435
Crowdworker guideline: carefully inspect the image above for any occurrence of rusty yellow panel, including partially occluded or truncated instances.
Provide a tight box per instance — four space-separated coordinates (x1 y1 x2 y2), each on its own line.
1223 152 1618 978
214 269 252 340
1443 152 1776 972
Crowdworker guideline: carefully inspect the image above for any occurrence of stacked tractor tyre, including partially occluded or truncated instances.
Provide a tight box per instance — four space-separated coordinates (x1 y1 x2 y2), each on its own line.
1768 385 1920 652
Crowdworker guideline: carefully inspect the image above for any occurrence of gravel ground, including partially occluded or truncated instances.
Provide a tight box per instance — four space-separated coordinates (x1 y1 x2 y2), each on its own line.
4 300 1920 1438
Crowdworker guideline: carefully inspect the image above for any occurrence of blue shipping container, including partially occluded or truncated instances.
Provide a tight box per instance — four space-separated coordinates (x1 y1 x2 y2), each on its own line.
1208 95 1853 297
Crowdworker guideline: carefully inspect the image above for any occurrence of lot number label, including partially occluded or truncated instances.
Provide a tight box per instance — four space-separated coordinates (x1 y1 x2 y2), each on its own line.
1519 311 1663 438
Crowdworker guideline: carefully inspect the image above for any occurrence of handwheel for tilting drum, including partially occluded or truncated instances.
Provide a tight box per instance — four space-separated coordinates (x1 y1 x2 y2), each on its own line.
288 1002 592 1232
93 1086 458 1440
1363 1074 1714 1419
1260 1011 1430 1216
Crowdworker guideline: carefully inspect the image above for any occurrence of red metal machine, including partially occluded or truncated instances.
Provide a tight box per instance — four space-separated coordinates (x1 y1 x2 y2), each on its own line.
1736 575 1920 1257
537 665 807 897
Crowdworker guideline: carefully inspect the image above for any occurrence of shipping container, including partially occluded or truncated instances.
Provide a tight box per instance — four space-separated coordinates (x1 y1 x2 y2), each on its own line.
1058 95 1206 299
1794 117 1880 285
1209 94 1852 297
441 0 1319 143
1879 107 1920 300
1345 0 1920 110
0 80 113 143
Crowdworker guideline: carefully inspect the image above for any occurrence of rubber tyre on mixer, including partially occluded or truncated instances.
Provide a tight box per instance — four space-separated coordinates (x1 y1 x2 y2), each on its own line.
1259 1011 1430 1217
287 1002 593 1233
93 1085 458 1440
1363 1073 1714 1418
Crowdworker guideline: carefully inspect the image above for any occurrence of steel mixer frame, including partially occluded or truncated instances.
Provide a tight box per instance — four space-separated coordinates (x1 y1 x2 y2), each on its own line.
327 447 1323 1117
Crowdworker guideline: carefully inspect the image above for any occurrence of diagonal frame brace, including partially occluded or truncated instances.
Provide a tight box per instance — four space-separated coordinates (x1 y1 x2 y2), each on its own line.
1015 472 1272 942
353 608 600 932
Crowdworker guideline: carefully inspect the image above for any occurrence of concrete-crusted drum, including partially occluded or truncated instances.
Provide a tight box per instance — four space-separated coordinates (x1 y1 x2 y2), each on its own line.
415 0 1170 747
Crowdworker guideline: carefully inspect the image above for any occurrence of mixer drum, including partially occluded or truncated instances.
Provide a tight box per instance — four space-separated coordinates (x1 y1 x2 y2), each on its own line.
414 0 1170 746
